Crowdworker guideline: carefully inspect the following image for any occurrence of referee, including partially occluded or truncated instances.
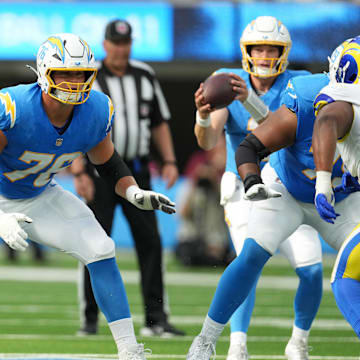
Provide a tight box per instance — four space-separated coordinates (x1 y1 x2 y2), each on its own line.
72 19 184 337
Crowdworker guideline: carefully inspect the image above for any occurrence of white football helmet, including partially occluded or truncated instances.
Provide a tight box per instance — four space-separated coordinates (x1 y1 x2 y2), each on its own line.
36 33 97 104
240 16 292 78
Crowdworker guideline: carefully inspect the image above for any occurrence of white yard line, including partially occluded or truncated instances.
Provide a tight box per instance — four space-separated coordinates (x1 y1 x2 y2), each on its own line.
0 334 357 342
0 354 359 360
0 316 352 330
0 266 332 291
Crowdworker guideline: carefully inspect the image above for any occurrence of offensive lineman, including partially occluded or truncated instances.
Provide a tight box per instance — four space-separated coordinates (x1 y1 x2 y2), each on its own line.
187 38 360 360
312 36 360 338
194 16 322 360
0 33 176 360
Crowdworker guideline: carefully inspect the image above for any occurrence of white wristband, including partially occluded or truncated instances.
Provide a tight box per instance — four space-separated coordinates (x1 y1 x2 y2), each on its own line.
196 110 211 128
315 171 332 194
242 88 269 123
125 185 141 204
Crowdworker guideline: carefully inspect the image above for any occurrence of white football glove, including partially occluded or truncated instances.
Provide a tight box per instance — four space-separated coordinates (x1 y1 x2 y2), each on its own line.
0 212 33 251
220 171 238 206
244 183 282 201
126 185 176 214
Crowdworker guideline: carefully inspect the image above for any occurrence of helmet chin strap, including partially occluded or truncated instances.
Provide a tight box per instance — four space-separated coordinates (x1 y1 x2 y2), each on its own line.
252 65 277 77
52 81 90 104
53 89 83 104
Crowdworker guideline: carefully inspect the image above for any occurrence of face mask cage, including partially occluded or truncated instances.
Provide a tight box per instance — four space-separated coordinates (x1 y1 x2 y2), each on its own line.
45 68 97 105
241 42 290 78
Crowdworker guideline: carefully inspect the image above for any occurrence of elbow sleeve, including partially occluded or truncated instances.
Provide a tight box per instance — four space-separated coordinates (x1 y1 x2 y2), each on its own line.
235 133 271 169
94 150 132 190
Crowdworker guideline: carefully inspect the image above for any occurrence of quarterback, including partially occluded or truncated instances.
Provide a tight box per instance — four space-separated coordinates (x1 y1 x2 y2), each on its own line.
0 33 175 360
187 38 360 359
312 36 360 337
193 16 322 360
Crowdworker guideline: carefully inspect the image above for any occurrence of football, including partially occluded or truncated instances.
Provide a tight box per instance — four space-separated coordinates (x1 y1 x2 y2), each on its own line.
202 72 236 109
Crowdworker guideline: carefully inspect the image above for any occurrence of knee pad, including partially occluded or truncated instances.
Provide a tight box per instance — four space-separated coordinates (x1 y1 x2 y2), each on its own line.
85 235 116 264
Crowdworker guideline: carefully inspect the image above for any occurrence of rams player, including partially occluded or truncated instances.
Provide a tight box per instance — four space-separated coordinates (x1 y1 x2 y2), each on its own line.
187 37 360 359
312 36 360 337
193 16 322 360
0 33 176 360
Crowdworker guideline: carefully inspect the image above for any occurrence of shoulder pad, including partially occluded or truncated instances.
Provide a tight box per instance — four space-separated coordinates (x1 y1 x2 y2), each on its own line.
0 91 16 130
314 92 335 116
291 73 329 102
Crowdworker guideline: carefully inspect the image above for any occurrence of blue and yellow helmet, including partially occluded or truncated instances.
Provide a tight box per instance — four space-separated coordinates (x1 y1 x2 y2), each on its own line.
336 37 360 84
329 36 360 84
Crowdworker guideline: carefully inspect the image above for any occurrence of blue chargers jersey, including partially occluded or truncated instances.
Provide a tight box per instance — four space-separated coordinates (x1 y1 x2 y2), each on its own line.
270 73 346 203
0 83 114 199
216 68 310 176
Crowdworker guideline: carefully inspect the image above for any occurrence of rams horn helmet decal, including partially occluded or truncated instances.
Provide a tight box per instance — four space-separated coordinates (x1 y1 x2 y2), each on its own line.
328 36 360 84
336 38 360 84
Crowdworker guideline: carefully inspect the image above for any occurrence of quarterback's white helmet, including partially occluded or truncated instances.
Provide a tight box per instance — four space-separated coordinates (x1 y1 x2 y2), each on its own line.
240 16 292 78
36 33 97 105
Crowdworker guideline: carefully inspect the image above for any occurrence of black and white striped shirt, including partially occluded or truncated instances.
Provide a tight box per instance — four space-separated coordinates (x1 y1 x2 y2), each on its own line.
93 59 171 162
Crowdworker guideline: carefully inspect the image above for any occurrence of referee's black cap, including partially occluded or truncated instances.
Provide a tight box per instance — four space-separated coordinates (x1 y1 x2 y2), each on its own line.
105 19 132 43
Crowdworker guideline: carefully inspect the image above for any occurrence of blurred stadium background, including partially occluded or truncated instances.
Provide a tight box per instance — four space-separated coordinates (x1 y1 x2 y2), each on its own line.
0 1 359 359
2 0 360 175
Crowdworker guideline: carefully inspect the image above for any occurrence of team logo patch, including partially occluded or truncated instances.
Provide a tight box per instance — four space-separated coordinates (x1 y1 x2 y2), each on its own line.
115 21 129 35
55 138 63 147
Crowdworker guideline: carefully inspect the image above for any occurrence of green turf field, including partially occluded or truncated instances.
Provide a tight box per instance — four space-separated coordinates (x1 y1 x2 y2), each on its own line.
0 249 358 359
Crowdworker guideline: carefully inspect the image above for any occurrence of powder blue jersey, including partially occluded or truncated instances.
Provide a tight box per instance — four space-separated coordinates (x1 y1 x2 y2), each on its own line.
0 83 113 199
270 73 346 203
216 68 310 175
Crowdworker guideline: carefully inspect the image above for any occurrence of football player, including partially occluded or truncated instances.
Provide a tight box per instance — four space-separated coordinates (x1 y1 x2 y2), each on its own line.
0 33 176 360
193 16 322 360
312 36 360 337
187 37 360 359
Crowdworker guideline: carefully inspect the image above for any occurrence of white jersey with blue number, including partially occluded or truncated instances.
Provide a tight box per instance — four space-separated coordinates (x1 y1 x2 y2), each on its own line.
270 74 347 204
0 83 114 199
314 83 360 179
216 68 310 175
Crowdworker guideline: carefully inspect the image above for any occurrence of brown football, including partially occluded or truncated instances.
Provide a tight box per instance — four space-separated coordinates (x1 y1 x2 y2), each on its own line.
202 72 236 109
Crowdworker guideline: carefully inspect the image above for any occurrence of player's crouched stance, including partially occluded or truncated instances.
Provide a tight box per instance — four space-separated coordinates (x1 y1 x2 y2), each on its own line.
312 36 360 338
0 33 176 360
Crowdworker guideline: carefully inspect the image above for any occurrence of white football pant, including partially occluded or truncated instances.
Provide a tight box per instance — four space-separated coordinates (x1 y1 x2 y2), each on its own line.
222 164 322 267
242 163 360 254
0 181 115 264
